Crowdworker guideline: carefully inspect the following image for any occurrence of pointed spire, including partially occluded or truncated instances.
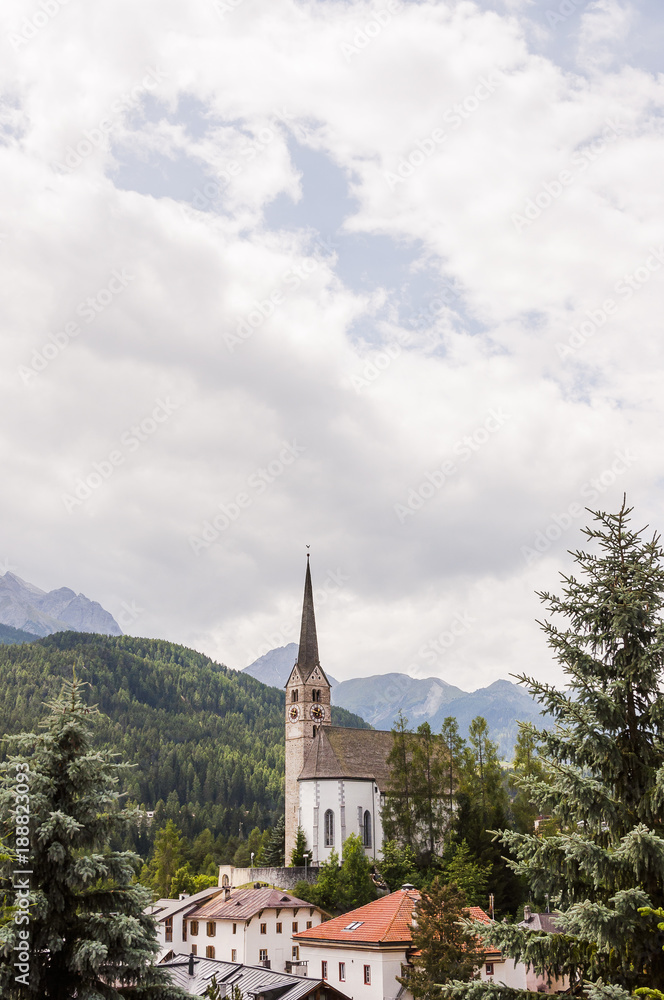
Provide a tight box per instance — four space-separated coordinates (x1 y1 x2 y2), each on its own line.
296 553 320 679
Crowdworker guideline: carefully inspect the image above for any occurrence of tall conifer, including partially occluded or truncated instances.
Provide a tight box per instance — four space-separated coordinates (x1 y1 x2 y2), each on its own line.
446 502 664 998
0 678 186 999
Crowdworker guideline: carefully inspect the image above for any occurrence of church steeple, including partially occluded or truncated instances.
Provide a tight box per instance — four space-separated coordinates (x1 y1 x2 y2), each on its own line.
296 554 320 680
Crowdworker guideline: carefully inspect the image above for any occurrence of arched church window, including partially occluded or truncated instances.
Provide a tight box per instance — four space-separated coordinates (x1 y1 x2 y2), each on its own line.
363 810 372 848
324 809 335 847
291 690 298 702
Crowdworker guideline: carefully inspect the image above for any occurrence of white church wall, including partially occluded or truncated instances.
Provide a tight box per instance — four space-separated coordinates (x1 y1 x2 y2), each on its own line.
300 778 385 864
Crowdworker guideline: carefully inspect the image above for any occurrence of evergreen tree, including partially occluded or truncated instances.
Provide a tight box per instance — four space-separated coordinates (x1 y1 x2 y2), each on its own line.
446 502 664 998
441 840 491 908
0 678 187 999
383 712 417 849
401 879 482 1000
412 722 447 863
440 717 466 843
509 727 548 834
289 826 309 867
143 819 186 898
262 815 285 866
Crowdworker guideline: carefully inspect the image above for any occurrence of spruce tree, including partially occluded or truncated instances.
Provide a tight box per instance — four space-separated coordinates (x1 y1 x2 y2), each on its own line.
0 678 187 999
262 815 285 867
401 879 482 1000
289 826 309 867
412 722 447 863
383 712 417 850
445 501 664 998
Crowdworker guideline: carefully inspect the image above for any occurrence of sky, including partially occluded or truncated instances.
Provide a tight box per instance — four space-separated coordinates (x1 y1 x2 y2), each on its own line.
1 0 663 691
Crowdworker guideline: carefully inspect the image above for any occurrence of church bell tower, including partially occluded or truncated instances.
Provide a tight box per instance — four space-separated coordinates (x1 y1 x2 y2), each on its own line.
284 555 331 863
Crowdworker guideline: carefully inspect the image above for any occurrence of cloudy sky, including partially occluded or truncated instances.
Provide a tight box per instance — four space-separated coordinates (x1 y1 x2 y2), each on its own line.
1 0 662 691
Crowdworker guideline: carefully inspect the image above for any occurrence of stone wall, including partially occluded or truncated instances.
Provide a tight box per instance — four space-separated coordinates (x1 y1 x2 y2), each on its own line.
218 864 320 891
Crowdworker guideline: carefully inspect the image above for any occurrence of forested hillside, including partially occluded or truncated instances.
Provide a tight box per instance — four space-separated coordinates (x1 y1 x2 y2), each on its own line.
0 631 369 845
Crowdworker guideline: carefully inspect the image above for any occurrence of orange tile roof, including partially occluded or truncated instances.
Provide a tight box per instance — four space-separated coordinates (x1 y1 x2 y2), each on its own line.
294 891 493 947
294 889 420 945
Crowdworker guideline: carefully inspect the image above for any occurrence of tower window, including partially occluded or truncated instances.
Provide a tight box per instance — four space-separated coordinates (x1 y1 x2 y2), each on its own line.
291 689 299 702
324 809 335 847
312 689 321 702
363 810 372 848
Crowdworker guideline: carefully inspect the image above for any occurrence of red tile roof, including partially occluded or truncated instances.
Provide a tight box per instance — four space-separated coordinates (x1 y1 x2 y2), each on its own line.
294 891 493 947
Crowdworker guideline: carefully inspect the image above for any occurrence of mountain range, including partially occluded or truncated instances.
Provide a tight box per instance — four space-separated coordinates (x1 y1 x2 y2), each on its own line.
0 572 122 637
243 643 550 758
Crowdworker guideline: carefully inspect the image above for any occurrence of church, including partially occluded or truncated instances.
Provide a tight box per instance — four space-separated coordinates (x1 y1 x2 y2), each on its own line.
284 557 395 864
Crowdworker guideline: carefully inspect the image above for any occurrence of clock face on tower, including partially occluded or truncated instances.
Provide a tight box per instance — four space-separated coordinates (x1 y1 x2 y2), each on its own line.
288 705 300 722
310 704 325 722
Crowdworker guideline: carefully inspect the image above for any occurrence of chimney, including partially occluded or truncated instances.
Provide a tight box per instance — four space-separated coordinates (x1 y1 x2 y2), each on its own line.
188 953 195 977
523 905 532 922
224 887 232 901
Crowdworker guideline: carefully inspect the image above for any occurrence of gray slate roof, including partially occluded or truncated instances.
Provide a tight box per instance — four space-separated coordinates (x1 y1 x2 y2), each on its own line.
161 955 346 999
520 912 563 933
294 556 321 681
298 726 394 788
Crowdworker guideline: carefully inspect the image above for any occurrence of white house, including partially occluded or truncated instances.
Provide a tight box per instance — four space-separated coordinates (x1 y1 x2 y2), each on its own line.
149 885 226 961
294 886 498 1000
182 884 326 974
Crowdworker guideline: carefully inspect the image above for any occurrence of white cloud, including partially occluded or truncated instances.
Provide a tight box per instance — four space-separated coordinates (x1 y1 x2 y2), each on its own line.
0 0 662 692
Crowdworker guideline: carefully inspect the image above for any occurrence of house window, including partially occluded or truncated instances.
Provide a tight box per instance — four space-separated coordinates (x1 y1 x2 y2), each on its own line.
306 921 312 929
276 922 282 934
485 963 494 976
364 965 371 985
363 810 372 848
260 949 268 962
339 962 346 982
206 922 216 937
322 961 328 979
261 923 267 934
292 946 300 960
191 944 197 956
164 917 173 943
233 923 237 934
232 949 237 962
190 921 199 936
206 946 215 959
292 922 298 933
292 689 299 702
182 919 187 942
324 809 335 847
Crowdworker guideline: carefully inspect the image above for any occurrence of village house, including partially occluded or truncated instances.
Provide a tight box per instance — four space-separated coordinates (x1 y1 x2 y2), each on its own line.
293 887 497 1000
149 884 226 961
483 908 569 993
180 884 326 973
